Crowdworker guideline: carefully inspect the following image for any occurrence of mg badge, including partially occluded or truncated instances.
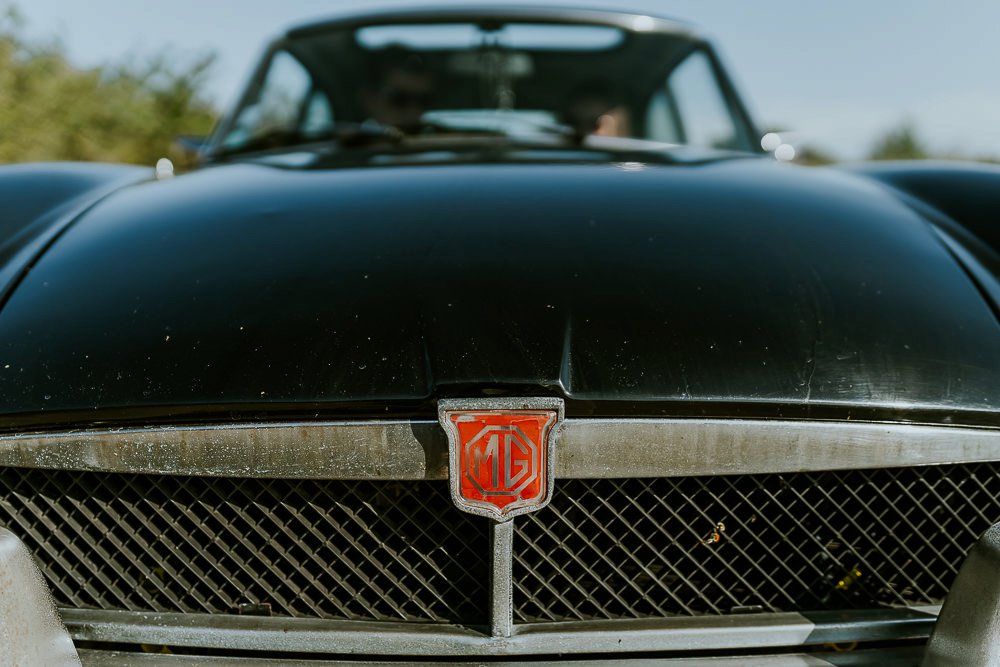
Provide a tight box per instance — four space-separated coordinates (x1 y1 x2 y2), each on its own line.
439 398 563 521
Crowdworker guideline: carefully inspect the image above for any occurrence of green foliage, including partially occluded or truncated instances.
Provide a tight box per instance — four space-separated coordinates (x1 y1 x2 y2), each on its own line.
792 145 835 166
867 121 929 161
0 6 217 165
865 121 999 163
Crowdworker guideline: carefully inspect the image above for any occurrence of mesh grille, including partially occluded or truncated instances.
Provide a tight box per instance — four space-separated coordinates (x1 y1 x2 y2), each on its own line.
0 470 489 623
2 464 996 626
513 464 1000 622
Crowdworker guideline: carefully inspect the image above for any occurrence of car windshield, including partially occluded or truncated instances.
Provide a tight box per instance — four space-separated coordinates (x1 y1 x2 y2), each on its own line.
215 18 754 156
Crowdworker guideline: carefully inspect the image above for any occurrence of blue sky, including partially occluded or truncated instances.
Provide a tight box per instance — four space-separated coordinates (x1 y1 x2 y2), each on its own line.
16 0 1000 159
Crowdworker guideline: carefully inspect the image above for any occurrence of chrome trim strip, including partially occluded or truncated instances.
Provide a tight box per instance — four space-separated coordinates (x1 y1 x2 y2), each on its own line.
79 647 923 667
61 607 936 656
3 419 1000 479
802 606 939 643
558 419 1000 478
0 422 446 479
76 648 927 666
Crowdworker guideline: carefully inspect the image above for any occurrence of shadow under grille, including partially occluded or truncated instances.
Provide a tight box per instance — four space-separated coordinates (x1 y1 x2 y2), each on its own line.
0 471 489 624
513 464 1000 622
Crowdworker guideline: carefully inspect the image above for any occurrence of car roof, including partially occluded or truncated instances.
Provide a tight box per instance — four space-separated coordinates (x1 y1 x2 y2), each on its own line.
284 4 699 41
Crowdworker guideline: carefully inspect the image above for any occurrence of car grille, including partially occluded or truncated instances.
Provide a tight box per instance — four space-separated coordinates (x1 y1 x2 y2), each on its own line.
0 464 997 626
0 470 488 623
514 465 1000 621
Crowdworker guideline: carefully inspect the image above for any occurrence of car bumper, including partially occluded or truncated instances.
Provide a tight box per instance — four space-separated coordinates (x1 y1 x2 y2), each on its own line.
76 646 928 666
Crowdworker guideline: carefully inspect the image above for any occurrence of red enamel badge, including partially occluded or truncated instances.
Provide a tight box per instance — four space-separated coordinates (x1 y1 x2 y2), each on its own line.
439 398 563 521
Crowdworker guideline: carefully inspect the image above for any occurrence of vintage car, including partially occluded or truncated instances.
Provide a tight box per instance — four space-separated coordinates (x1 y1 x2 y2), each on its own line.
3 5 1000 666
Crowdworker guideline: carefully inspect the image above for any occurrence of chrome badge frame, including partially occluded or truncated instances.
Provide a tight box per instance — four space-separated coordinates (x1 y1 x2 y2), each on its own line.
438 397 564 521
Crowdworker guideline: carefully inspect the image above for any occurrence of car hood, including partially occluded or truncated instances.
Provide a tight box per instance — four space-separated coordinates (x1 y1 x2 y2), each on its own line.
1 157 999 424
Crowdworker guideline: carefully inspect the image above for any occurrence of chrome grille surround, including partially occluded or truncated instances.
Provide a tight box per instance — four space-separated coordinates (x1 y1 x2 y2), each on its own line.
1 417 998 653
0 464 992 629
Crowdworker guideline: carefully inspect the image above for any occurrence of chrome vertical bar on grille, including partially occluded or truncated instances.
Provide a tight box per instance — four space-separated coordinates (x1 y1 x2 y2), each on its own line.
489 520 515 638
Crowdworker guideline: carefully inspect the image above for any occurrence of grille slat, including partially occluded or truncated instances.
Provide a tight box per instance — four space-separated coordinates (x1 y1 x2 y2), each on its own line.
513 464 1000 622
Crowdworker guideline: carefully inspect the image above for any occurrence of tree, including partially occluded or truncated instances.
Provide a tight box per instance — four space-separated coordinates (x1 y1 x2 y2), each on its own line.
867 122 928 161
792 145 835 166
0 7 218 166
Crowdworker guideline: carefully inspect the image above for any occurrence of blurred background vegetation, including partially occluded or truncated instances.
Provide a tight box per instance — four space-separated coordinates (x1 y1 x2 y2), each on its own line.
0 7 216 166
0 6 994 168
792 122 1000 166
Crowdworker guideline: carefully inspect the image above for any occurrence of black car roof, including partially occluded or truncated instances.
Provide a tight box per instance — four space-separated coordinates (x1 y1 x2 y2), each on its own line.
284 5 698 40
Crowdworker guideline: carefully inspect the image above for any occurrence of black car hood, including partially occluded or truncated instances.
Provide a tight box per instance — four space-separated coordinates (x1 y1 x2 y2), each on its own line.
1 157 999 423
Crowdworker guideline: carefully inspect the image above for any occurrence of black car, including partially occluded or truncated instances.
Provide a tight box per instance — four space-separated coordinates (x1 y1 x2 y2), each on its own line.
1 6 1000 665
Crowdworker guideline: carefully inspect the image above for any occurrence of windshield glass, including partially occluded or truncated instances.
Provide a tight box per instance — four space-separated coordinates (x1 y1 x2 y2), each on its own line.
217 19 753 155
